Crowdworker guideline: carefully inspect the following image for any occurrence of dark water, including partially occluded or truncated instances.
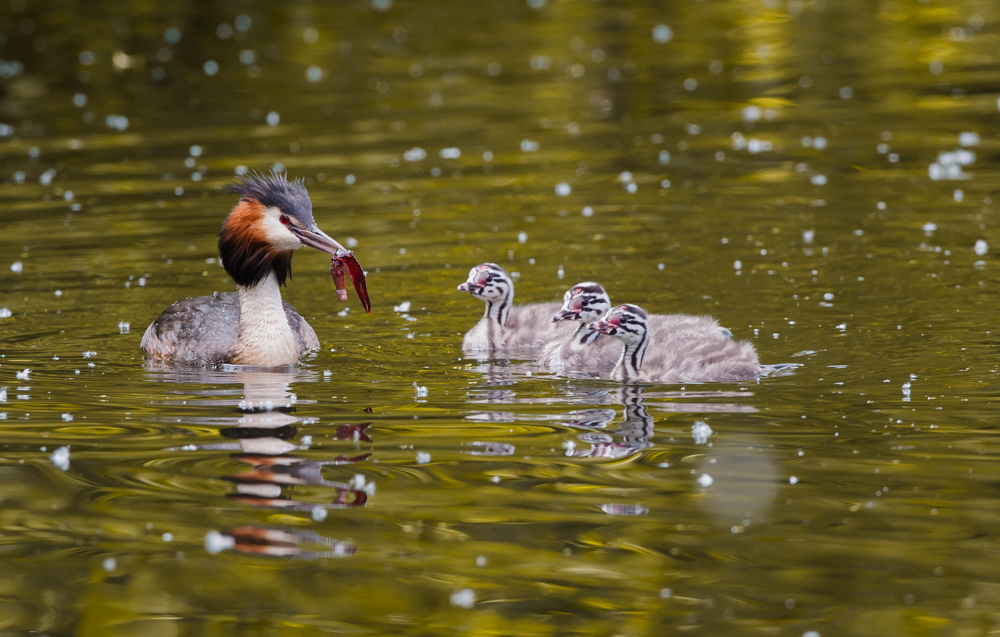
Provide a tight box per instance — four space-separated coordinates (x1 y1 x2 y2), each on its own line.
2 0 1000 634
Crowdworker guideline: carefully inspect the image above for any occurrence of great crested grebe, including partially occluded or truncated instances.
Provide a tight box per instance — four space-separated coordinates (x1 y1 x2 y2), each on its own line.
457 263 574 354
538 282 734 375
141 171 369 367
589 304 760 383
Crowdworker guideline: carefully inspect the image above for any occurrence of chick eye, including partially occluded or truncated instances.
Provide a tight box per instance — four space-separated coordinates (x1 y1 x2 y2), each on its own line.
279 215 290 225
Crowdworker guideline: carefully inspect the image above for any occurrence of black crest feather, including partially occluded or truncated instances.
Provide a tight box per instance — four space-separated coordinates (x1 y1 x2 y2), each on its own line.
228 169 314 224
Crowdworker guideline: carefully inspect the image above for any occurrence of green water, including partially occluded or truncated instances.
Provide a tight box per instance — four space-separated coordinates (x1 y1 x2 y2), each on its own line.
2 0 1000 634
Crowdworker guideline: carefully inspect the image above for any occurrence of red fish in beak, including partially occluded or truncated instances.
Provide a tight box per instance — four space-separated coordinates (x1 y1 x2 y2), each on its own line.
331 249 371 314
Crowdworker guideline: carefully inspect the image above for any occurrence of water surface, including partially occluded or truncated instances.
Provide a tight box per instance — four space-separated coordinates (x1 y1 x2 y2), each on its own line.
2 0 1000 634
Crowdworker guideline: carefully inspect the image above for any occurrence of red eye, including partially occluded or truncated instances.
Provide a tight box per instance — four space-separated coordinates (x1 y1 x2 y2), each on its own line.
279 215 290 225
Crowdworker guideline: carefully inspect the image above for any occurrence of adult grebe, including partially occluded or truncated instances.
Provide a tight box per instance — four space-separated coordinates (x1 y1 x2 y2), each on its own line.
141 171 369 367
589 304 759 383
456 263 574 354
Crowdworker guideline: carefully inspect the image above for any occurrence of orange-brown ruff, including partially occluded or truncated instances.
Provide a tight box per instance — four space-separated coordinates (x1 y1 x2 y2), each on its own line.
141 171 356 367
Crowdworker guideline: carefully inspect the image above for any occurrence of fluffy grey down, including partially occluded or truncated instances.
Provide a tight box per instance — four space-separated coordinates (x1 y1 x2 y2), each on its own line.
538 314 739 376
462 301 575 356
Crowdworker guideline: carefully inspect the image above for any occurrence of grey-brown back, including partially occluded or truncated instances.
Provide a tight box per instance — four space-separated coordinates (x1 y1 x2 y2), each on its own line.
140 292 319 367
503 301 574 352
635 331 759 383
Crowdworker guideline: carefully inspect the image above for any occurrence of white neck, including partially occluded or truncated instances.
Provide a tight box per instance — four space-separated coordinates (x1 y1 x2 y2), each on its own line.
233 271 299 366
574 323 601 346
483 288 512 327
612 331 648 383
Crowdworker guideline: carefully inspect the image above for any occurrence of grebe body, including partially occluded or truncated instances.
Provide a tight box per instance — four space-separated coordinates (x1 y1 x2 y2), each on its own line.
141 171 366 367
538 282 733 376
457 263 573 355
589 304 759 384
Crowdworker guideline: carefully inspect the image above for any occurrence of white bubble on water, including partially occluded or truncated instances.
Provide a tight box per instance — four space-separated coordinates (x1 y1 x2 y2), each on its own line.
922 222 937 233
520 140 539 152
403 147 426 161
742 105 762 122
554 182 571 196
518 231 528 243
50 446 70 471
450 588 476 608
697 473 714 487
811 174 827 186
0 308 11 319
958 132 980 147
733 260 742 270
440 147 461 159
691 421 713 444
306 66 323 82
823 293 834 301
416 451 431 464
789 476 799 485
974 239 988 256
266 111 280 126
803 229 815 244
652 24 673 43
103 557 116 572
205 530 235 554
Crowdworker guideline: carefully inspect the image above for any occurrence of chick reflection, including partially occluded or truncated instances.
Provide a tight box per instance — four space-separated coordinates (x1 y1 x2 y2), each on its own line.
147 364 371 555
566 386 654 460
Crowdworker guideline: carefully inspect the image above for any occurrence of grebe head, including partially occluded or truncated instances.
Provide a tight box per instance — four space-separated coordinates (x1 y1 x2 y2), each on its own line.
220 170 347 288
588 304 649 345
457 263 512 303
553 282 611 323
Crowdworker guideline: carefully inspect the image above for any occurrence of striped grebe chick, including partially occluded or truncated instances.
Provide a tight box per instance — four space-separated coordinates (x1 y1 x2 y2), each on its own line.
141 171 368 367
589 304 759 384
457 263 574 355
538 282 733 375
